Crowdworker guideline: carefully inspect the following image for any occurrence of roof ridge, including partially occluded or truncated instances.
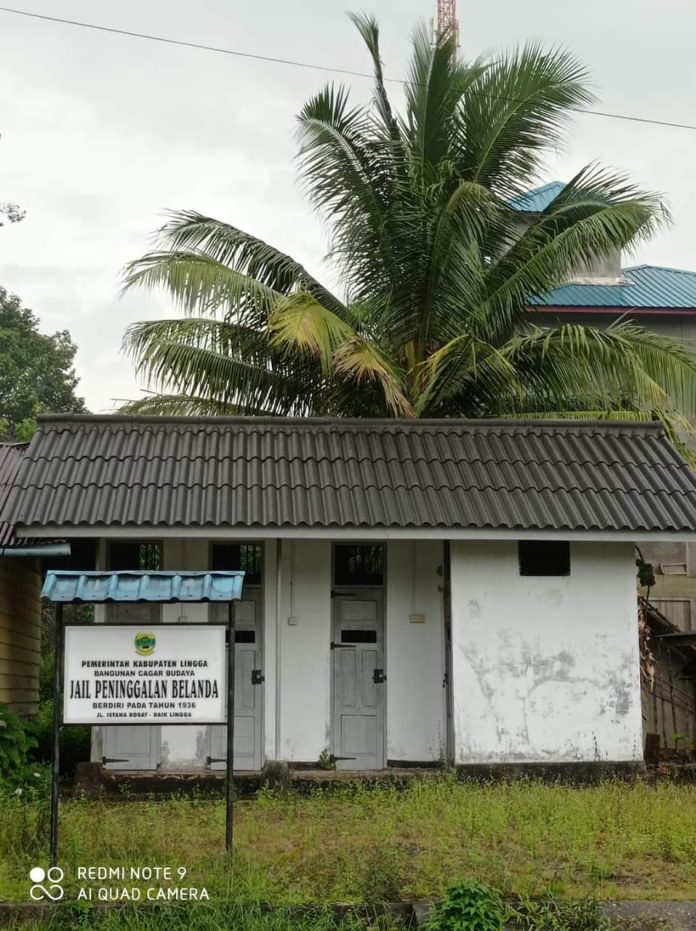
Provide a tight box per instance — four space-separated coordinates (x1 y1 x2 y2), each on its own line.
625 264 696 277
35 414 665 432
520 180 565 194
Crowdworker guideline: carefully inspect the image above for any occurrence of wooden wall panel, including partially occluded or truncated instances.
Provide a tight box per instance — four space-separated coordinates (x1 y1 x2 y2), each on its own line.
0 557 41 717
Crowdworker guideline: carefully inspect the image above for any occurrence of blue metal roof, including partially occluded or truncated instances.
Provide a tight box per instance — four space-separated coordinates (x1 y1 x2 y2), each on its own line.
530 265 696 310
508 181 566 213
42 570 245 603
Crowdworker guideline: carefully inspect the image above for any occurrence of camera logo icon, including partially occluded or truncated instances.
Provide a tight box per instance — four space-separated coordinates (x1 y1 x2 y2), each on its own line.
29 866 64 901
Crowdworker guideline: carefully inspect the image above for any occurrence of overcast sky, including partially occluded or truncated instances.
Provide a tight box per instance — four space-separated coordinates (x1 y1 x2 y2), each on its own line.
1 0 695 413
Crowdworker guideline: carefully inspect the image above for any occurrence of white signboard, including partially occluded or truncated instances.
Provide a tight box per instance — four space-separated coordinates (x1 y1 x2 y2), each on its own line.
63 625 227 725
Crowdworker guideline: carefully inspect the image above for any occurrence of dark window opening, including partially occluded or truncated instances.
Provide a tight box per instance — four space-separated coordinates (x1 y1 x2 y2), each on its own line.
334 544 384 586
212 543 263 586
519 541 570 577
234 630 256 643
109 541 162 572
341 629 377 643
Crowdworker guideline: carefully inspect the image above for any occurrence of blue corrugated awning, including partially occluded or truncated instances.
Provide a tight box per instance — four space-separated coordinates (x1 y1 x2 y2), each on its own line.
41 570 245 603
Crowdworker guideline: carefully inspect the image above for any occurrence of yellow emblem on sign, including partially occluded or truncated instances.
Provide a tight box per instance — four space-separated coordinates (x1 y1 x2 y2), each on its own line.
134 631 156 656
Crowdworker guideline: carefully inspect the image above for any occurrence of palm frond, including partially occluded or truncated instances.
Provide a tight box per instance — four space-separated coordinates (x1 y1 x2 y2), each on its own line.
141 211 349 318
118 393 247 417
414 333 516 415
120 15 696 460
478 165 668 342
495 321 696 418
333 336 413 416
403 21 481 167
268 292 355 372
122 251 282 323
348 13 401 148
457 42 595 195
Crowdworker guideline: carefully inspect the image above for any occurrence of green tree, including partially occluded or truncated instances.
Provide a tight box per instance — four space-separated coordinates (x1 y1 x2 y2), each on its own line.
0 287 86 440
122 16 696 449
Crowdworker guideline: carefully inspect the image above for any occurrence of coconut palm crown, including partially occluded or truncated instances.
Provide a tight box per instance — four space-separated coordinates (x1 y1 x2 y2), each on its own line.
122 14 696 449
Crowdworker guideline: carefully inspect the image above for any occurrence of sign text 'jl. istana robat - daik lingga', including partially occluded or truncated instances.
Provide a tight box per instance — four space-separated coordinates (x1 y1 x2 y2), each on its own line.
63 625 227 724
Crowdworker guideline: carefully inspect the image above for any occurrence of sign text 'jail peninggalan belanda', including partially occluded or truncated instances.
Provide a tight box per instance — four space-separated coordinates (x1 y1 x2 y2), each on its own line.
63 625 227 724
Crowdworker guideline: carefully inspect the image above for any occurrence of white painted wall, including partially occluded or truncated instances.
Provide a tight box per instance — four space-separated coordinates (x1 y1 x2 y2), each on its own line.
162 538 209 623
450 541 643 764
262 540 278 763
276 539 332 762
386 540 446 762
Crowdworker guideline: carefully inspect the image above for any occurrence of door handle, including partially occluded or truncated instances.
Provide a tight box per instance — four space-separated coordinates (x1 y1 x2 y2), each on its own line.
251 669 265 684
206 756 226 766
372 669 386 684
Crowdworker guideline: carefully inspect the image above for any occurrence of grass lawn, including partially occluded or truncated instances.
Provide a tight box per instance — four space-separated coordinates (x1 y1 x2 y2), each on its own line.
3 905 403 931
1 776 695 907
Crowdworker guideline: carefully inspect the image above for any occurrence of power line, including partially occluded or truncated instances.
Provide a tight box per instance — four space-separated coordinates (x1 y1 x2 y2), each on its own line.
2 5 696 133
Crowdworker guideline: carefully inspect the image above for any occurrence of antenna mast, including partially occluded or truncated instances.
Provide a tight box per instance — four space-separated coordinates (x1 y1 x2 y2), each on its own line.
435 0 459 55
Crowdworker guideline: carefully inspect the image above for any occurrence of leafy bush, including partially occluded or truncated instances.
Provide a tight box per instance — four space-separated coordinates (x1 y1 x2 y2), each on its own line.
39 648 55 701
424 879 505 931
0 702 37 776
1 760 50 800
30 699 90 776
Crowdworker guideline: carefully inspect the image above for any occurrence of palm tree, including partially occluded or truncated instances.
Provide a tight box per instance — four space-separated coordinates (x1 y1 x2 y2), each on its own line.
122 14 696 450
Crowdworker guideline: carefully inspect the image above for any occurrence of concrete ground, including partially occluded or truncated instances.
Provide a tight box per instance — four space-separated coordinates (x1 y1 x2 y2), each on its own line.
600 901 696 930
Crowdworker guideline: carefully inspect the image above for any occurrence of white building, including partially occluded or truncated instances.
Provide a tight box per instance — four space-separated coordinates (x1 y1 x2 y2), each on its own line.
6 415 696 774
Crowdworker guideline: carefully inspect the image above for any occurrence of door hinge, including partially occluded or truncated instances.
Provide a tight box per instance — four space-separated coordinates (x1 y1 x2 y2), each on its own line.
251 669 265 684
372 668 386 684
101 756 129 764
330 642 357 649
205 756 226 766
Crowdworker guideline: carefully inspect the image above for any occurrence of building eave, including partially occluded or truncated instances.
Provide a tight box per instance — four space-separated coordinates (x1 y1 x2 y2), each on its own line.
530 304 696 316
14 525 696 543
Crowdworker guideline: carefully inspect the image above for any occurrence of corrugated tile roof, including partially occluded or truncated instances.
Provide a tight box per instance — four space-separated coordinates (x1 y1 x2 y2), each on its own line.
5 415 696 535
42 570 245 603
0 442 37 548
508 181 566 213
531 265 696 310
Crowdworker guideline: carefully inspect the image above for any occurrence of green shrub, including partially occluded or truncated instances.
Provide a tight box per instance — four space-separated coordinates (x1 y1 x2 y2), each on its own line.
424 879 505 931
0 703 37 776
39 649 55 701
1 760 50 801
30 699 90 776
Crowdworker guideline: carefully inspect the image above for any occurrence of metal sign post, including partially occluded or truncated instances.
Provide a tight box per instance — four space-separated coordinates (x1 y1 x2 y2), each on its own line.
226 601 236 855
50 604 64 867
42 570 244 866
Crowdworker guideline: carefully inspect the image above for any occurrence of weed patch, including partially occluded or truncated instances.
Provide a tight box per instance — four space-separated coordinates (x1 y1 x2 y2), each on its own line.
0 777 695 904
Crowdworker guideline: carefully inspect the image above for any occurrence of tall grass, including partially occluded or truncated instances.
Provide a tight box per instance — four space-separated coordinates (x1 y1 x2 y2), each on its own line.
5 904 402 931
1 777 694 905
